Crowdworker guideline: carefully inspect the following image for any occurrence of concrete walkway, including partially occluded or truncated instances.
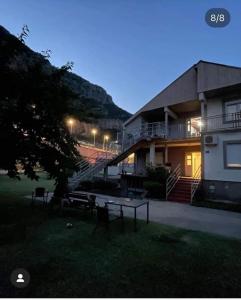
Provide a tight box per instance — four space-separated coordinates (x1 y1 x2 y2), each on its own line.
28 192 241 239
95 193 241 240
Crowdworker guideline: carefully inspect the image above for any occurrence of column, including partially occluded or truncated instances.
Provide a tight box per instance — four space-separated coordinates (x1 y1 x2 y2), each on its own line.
103 166 108 180
149 142 156 167
165 144 168 164
165 110 169 138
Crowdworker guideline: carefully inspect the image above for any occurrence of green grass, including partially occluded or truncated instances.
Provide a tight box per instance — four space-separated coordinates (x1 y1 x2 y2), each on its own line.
0 174 241 297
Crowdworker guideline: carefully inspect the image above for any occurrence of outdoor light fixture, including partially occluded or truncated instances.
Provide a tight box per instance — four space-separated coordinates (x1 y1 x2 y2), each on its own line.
67 118 75 134
103 135 110 150
91 128 97 146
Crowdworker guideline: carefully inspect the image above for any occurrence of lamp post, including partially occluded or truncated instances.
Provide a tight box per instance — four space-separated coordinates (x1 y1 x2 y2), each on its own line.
91 129 97 146
103 135 109 150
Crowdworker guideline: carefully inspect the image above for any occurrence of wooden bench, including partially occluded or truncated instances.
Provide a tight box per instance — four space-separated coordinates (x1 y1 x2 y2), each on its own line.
61 192 96 215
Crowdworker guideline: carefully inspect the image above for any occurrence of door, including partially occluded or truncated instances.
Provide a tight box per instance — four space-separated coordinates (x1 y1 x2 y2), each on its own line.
192 152 201 177
185 153 192 177
185 152 201 177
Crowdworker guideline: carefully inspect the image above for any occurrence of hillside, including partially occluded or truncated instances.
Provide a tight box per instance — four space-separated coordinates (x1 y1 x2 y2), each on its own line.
0 25 131 137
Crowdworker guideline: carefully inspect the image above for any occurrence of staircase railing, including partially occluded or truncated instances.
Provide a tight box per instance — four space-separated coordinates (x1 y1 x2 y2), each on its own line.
68 149 118 191
166 163 181 200
191 164 202 203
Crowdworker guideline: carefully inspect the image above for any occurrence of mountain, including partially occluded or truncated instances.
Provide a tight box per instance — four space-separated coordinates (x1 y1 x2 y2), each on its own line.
0 25 131 138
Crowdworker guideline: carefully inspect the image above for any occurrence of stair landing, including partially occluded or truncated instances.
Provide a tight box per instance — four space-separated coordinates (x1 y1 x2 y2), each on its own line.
167 177 194 204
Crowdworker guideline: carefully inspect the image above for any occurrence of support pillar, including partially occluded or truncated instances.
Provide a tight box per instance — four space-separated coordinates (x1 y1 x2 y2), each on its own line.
198 92 207 182
103 166 108 181
149 142 156 167
165 110 169 138
165 144 168 164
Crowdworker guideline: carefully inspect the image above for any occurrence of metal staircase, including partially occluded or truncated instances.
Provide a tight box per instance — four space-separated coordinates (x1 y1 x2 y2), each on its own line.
166 164 201 203
68 151 116 191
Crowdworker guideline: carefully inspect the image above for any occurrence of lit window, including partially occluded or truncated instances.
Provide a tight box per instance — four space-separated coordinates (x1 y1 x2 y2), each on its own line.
224 141 241 168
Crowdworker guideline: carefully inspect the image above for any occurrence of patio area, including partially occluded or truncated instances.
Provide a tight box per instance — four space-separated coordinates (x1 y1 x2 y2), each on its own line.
32 191 241 239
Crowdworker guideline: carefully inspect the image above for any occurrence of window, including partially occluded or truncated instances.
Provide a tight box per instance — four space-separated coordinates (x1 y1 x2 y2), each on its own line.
224 99 241 122
224 141 241 168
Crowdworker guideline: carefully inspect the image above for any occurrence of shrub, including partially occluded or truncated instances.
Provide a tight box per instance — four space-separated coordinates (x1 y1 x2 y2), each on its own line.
144 180 165 198
80 180 93 190
94 179 118 190
146 166 169 183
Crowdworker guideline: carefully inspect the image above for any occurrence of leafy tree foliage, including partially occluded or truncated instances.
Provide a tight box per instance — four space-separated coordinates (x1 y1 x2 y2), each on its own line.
0 26 81 197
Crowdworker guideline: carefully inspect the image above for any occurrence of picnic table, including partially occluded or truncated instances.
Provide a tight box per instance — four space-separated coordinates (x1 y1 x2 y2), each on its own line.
105 197 149 231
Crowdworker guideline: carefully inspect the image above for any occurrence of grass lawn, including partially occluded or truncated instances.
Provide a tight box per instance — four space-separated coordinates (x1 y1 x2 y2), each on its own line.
0 174 241 297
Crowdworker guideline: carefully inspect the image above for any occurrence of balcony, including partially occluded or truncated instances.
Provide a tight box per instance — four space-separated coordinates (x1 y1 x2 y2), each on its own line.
123 120 201 150
203 113 241 132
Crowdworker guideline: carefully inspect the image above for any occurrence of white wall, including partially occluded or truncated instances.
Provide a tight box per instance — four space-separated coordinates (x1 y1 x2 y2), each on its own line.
204 131 241 182
206 97 222 116
124 116 142 135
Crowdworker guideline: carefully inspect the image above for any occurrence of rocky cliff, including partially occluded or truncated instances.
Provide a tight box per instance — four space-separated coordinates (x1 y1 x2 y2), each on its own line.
0 25 131 137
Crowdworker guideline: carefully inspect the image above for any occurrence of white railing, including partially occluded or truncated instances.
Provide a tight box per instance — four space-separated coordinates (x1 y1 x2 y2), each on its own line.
203 112 241 132
68 149 117 191
123 121 201 150
166 163 181 200
191 164 202 203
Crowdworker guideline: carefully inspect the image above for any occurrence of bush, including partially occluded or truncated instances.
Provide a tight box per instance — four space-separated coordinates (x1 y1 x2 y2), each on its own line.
144 181 165 198
93 179 118 190
146 166 169 183
79 180 93 190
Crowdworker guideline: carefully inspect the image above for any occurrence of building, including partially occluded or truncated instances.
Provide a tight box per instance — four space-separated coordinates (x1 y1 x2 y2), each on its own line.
110 61 241 203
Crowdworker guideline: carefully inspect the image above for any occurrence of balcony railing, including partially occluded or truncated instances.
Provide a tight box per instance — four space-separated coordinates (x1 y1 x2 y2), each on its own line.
203 113 241 132
123 121 201 150
123 113 241 150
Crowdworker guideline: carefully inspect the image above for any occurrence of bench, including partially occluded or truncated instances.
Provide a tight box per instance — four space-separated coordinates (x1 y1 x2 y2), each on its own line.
61 192 96 214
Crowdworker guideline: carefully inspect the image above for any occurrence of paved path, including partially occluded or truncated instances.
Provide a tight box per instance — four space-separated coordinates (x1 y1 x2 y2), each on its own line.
95 193 241 240
28 192 241 239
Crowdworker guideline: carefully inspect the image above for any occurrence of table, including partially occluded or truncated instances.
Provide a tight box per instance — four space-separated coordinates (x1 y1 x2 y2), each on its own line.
105 198 149 231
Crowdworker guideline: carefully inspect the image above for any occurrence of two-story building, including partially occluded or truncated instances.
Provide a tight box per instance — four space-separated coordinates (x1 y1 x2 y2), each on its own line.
110 61 241 203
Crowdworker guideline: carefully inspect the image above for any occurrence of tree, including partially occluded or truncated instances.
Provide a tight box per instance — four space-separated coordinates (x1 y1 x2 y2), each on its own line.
0 26 81 199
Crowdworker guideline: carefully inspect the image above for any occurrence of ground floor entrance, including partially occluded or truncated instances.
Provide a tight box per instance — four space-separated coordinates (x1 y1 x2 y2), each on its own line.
184 152 201 177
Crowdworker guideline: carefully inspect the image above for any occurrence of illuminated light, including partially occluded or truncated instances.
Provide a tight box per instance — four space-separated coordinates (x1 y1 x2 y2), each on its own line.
91 129 97 146
66 118 75 134
91 128 97 135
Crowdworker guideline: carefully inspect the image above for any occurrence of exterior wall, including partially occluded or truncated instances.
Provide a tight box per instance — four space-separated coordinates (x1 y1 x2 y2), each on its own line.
124 115 143 136
168 146 200 175
203 180 241 202
203 131 241 182
146 149 164 166
206 97 222 116
134 149 147 175
198 62 241 93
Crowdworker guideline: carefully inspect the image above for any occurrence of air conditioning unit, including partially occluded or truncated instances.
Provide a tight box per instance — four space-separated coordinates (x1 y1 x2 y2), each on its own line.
205 135 218 145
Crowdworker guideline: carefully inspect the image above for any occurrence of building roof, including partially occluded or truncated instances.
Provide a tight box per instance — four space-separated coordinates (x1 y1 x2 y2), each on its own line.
125 60 241 126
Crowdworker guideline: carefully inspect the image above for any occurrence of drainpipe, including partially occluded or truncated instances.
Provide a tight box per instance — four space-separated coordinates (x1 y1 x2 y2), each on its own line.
198 92 207 182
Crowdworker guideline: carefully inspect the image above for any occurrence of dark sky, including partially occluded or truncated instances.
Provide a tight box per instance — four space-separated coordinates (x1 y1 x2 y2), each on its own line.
0 0 240 113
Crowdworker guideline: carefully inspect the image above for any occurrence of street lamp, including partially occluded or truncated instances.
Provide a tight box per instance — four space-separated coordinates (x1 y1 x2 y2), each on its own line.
103 135 110 150
67 118 75 134
91 128 97 146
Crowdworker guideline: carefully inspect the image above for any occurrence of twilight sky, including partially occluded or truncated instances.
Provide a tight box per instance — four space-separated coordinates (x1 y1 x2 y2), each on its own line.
0 0 241 113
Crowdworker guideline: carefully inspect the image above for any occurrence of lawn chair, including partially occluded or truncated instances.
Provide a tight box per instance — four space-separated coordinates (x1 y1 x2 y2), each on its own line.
32 187 49 207
92 204 124 234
